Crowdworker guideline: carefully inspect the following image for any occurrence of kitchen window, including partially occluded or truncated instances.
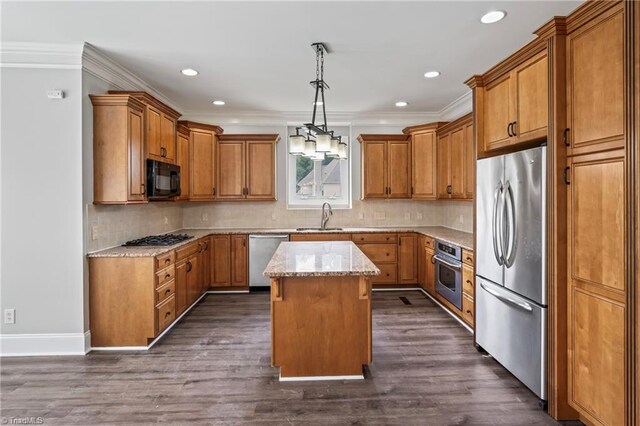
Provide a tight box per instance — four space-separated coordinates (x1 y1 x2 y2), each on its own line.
286 126 351 209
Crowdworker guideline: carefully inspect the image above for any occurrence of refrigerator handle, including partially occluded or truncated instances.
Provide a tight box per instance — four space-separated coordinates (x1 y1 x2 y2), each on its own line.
504 182 517 267
492 182 504 265
481 282 533 312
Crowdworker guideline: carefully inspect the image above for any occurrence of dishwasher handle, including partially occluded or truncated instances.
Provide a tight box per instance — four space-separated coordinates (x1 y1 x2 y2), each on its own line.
249 234 289 240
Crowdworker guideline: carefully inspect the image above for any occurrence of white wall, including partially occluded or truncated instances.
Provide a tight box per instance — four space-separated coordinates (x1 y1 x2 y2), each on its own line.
1 68 85 346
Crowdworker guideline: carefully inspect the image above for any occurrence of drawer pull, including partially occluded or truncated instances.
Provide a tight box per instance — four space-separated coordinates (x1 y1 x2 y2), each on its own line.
466 280 472 284
165 288 171 294
164 258 170 265
165 274 171 279
466 310 472 315
466 257 472 262
386 253 390 256
165 311 171 318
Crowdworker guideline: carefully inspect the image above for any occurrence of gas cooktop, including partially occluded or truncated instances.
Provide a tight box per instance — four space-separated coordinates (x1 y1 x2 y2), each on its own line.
123 234 193 247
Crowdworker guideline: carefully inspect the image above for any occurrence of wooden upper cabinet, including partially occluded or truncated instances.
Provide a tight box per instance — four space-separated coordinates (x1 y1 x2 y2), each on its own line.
90 94 147 204
513 52 548 143
108 91 181 164
216 135 279 201
358 135 411 200
566 4 624 156
449 128 465 198
176 124 190 201
436 133 451 198
410 131 437 199
179 121 223 201
398 233 418 284
483 75 513 152
231 235 248 286
463 122 474 199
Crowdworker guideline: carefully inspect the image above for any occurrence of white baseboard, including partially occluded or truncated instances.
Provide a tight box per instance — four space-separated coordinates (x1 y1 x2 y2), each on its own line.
206 290 250 294
279 373 364 382
372 287 421 292
0 331 91 357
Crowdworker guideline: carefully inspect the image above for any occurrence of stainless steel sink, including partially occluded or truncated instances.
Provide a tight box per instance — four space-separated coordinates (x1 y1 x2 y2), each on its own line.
295 227 343 231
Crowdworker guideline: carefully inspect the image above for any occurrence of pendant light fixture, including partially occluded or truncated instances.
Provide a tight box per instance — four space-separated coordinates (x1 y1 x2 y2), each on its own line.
288 42 348 160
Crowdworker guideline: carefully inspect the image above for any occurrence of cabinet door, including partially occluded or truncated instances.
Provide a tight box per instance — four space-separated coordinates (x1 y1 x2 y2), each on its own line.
513 52 548 144
483 75 512 152
190 130 216 200
231 235 248 287
361 141 387 198
186 255 199 306
567 149 625 426
211 235 231 286
412 132 437 200
160 114 176 163
176 132 190 200
398 233 417 284
128 108 145 201
566 5 624 156
425 247 435 296
387 140 411 198
217 141 245 199
436 133 451 198
417 236 425 288
200 238 211 292
246 140 276 200
463 122 474 199
175 260 188 315
449 127 465 199
146 106 163 160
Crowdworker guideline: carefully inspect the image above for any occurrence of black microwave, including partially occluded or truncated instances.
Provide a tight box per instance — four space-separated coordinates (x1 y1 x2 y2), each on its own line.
146 159 180 198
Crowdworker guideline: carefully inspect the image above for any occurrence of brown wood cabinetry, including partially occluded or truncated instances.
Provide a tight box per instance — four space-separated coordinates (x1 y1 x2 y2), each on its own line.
435 114 474 200
108 91 181 164
176 124 190 201
90 94 147 204
290 233 352 242
398 233 417 284
358 135 411 199
425 245 435 296
231 235 248 286
179 121 223 201
403 123 445 200
352 233 399 285
216 135 279 201
209 234 248 288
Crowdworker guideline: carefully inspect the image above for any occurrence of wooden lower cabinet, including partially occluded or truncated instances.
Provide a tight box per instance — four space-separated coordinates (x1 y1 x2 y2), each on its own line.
231 235 248 286
209 234 248 288
398 233 418 284
290 233 352 242
175 259 189 315
425 246 435 296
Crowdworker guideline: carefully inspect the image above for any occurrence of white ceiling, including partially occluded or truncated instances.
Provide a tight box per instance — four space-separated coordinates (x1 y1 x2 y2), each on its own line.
2 1 580 116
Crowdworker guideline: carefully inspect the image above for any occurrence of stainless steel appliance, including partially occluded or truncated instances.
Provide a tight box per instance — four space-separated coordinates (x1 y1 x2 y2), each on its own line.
249 234 289 287
475 145 547 401
147 159 180 198
434 240 463 310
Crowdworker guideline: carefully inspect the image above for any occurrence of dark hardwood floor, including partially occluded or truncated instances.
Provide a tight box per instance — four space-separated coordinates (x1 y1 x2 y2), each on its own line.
1 291 564 425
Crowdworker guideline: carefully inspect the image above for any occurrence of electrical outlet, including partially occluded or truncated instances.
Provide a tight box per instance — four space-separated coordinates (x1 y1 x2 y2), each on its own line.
201 213 209 222
91 225 99 241
374 211 385 220
416 212 423 220
164 216 169 225
404 212 411 220
4 309 15 324
47 89 64 99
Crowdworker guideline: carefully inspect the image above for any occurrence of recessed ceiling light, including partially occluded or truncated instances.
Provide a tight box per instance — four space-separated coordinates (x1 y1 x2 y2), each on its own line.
181 68 198 76
424 71 441 78
212 100 225 106
481 10 506 24
395 101 408 107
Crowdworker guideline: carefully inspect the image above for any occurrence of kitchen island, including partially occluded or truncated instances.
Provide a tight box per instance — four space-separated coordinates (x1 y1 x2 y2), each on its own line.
264 241 380 380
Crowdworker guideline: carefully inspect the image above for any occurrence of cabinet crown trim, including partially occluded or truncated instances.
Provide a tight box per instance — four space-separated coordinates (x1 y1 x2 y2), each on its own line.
357 134 409 143
108 91 182 120
436 113 473 136
218 134 280 142
89 94 145 111
177 120 224 134
402 121 448 135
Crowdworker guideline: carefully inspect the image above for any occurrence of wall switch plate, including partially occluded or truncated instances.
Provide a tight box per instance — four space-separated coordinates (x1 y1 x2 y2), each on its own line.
374 211 385 220
416 212 423 220
201 213 209 222
404 212 411 220
91 225 99 241
47 90 64 99
4 309 15 324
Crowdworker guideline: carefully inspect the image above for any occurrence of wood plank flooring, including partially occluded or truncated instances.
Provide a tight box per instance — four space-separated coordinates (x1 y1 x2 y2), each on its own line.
1 291 568 425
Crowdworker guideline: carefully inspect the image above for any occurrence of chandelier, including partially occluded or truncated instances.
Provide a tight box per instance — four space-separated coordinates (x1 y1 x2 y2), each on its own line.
289 42 347 160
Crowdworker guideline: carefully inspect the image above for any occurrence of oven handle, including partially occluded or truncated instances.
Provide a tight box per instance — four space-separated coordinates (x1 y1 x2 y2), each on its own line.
480 283 533 312
433 255 462 271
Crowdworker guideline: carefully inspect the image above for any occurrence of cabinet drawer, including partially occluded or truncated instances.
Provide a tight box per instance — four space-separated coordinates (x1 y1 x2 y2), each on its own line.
462 294 474 326
371 263 397 284
155 265 175 288
462 249 474 266
462 264 474 296
424 237 435 249
156 294 176 332
357 243 397 263
155 251 175 269
176 242 200 261
352 233 397 243
156 280 175 305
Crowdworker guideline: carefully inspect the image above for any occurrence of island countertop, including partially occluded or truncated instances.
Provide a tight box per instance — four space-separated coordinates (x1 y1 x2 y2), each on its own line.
263 241 381 278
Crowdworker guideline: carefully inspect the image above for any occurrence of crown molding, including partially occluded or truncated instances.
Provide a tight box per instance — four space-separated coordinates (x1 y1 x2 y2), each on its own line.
0 42 83 68
81 43 180 112
439 90 472 122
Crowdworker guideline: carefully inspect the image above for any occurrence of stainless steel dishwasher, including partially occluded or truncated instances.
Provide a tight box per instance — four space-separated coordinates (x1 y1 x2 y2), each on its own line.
249 234 289 287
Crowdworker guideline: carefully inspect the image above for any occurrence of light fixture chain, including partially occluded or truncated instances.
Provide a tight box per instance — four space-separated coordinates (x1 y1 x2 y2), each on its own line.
320 46 324 81
316 45 320 81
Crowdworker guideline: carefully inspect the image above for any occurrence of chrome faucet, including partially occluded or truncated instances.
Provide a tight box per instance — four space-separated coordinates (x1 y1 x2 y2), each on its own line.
321 202 333 230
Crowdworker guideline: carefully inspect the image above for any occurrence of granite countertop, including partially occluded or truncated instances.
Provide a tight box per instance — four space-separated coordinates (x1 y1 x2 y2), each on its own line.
87 226 473 258
263 241 380 277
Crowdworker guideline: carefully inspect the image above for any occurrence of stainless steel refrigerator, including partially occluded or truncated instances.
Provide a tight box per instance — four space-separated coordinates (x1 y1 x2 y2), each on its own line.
475 146 547 401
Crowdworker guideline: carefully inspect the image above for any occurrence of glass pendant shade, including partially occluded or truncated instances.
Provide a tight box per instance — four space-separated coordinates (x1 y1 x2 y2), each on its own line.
315 134 332 152
313 151 326 161
289 134 306 155
338 142 348 159
303 139 317 157
328 137 340 157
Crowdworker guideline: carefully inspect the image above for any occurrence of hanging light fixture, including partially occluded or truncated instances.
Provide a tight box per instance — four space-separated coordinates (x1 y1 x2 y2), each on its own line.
287 42 347 160
337 141 348 159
